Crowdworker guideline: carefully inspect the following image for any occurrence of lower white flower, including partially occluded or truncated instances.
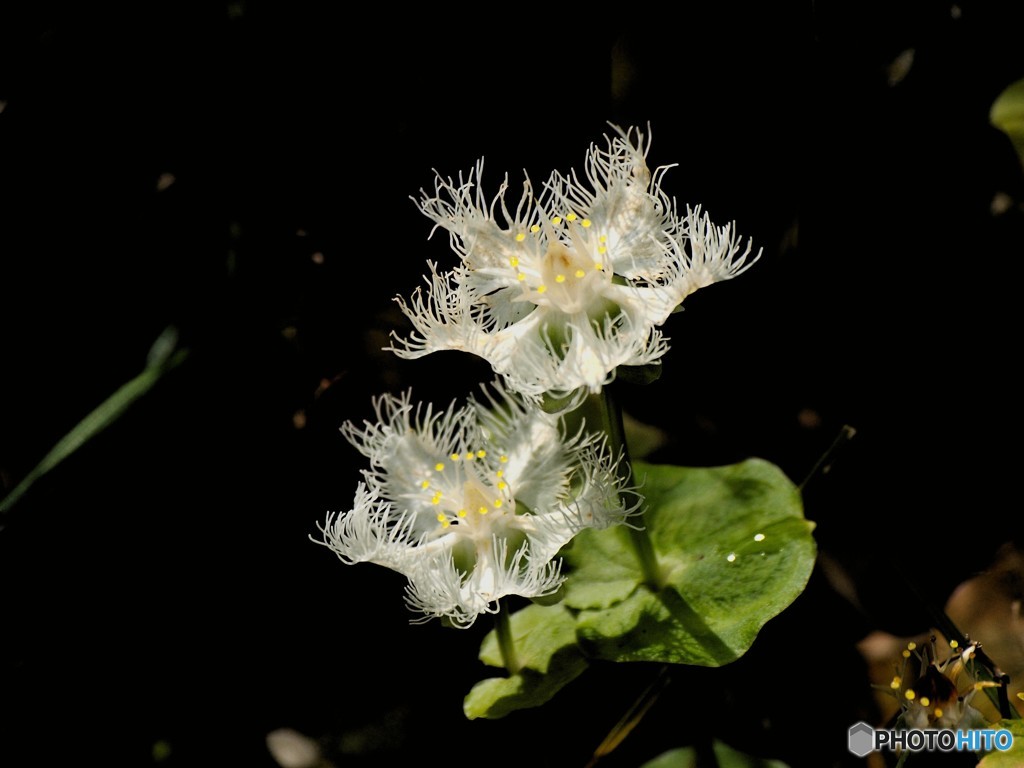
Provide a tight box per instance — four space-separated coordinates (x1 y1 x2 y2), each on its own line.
387 124 760 408
313 382 638 627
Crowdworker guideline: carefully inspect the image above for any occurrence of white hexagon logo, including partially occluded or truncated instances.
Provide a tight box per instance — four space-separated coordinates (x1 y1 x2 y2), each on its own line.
848 721 875 757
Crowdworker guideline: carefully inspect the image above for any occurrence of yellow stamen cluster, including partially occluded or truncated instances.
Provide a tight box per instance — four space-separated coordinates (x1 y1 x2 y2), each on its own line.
883 635 994 730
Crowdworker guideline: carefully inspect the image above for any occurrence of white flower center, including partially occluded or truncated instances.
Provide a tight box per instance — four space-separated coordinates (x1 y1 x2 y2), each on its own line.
422 449 529 575
426 453 511 526
528 240 605 315
508 215 615 320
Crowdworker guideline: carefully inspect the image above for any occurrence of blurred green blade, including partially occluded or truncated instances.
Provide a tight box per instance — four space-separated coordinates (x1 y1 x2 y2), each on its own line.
0 346 188 515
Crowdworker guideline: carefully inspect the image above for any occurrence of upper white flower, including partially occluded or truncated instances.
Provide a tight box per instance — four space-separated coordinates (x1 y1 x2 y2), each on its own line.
387 124 761 409
313 382 637 628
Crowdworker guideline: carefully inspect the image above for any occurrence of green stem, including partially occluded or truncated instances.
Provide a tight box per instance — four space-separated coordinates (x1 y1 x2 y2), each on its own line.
494 602 520 675
627 519 663 590
593 386 664 589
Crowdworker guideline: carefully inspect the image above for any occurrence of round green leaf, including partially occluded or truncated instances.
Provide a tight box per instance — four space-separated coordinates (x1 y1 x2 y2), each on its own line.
464 603 588 719
564 459 816 665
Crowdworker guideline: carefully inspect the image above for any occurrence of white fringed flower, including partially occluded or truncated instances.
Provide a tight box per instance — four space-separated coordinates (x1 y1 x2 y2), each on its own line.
387 125 761 409
313 382 637 628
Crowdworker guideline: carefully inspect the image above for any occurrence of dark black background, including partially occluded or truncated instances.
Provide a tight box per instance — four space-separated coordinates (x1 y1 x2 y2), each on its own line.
1 2 1022 767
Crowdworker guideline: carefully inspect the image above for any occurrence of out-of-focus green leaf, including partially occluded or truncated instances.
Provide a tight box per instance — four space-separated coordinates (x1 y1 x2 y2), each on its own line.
641 741 791 768
976 719 1024 767
991 78 1024 168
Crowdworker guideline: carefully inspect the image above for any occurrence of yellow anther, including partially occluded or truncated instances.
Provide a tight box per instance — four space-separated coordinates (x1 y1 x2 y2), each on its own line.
598 234 607 243
566 212 577 222
478 506 488 515
597 246 607 255
890 677 902 689
902 650 911 658
510 257 519 267
420 480 430 489
950 640 959 649
435 463 445 472
555 274 566 283
457 509 467 518
581 218 592 228
431 492 442 503
537 285 547 294
594 262 604 271
499 455 508 463
934 708 943 718
530 224 540 233
551 216 562 225
436 513 446 523
497 481 507 490
450 453 460 461
496 470 504 478
493 499 503 508
919 697 930 707
905 690 916 701
517 273 526 281
574 269 585 278
476 450 486 458
465 452 475 461
907 642 917 651
515 233 526 242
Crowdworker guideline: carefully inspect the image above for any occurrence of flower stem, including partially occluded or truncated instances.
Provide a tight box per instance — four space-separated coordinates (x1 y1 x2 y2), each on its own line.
594 386 664 589
494 602 521 675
